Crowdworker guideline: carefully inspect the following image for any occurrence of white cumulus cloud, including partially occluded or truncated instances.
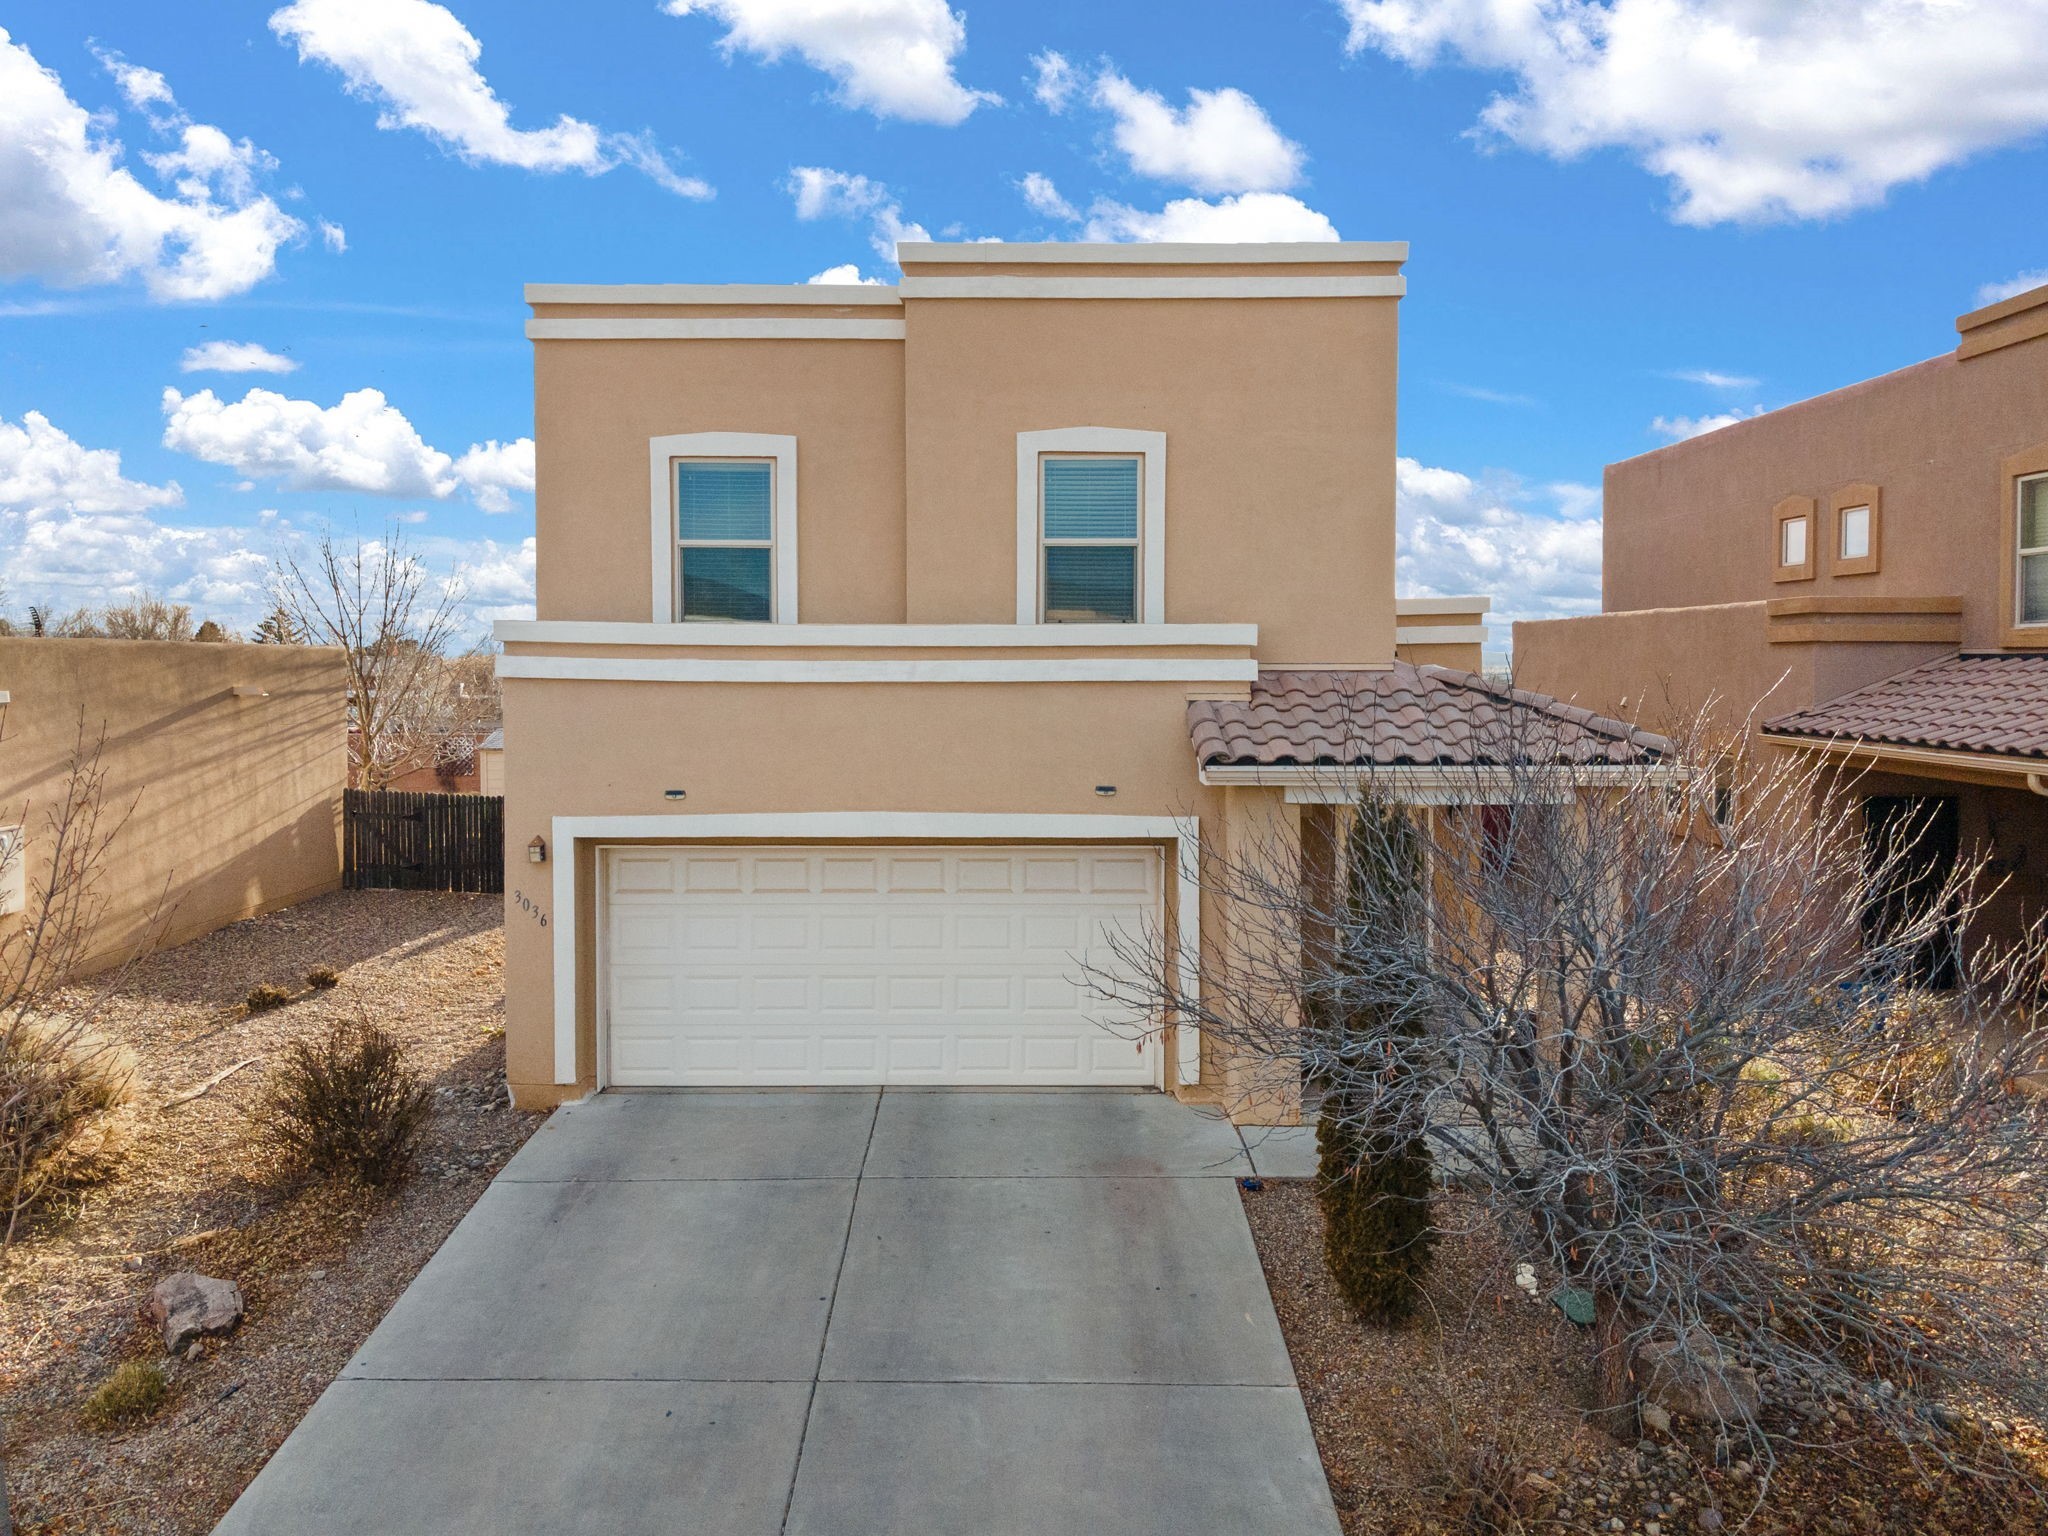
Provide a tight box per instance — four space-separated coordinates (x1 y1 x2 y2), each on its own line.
1396 455 1603 630
452 437 535 513
0 29 303 302
270 0 710 197
163 386 458 499
1650 406 1766 441
806 263 885 285
1092 71 1305 195
666 0 995 125
0 411 183 516
1667 368 1758 390
1976 269 2048 307
1018 172 1078 223
1083 192 1339 243
180 340 300 375
788 166 930 261
1340 0 2048 225
1030 50 1077 113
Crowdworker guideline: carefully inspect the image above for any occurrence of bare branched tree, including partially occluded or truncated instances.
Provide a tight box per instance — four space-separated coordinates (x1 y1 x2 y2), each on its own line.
276 529 492 790
1096 706 2048 1485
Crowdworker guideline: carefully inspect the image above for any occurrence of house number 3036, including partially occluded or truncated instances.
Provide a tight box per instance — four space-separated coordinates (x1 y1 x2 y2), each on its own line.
512 890 549 927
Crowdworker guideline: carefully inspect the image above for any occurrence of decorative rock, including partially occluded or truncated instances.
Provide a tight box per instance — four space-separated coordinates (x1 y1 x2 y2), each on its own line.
1634 1330 1762 1424
145 1271 244 1355
1698 1510 1724 1532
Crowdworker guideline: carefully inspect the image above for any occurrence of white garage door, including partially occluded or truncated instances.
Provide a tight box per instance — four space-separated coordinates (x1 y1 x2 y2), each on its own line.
602 844 1161 1086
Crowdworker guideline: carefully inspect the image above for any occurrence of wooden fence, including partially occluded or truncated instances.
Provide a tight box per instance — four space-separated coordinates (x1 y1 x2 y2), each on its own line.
344 788 504 893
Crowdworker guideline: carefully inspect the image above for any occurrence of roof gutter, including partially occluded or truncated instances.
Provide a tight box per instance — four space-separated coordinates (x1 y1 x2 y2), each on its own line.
1759 731 2048 788
1196 761 1688 805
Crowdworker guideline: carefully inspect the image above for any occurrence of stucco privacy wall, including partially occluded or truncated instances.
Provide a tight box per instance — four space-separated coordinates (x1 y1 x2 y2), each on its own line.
496 674 1230 1101
1600 326 2048 649
1513 604 1955 744
0 639 347 974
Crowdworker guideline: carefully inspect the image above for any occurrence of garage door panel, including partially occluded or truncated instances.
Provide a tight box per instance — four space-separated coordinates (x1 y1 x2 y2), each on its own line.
601 845 1159 1087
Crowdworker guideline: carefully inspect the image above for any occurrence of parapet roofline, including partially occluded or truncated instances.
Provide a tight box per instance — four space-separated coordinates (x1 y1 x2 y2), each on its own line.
526 282 901 306
897 240 1408 265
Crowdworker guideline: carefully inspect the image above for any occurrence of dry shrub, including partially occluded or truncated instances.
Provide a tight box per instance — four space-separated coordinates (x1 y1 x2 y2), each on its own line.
0 1021 136 1222
1398 1348 1546 1533
304 966 340 990
260 1017 432 1186
244 983 293 1013
79 1359 166 1430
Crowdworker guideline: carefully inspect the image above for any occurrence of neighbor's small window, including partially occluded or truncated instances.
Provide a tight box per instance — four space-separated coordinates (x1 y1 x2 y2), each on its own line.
2021 473 2048 626
1779 514 1808 570
1041 455 1139 622
1838 505 1871 561
676 460 773 622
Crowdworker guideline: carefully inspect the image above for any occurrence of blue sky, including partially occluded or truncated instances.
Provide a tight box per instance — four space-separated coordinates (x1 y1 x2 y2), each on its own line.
3 0 2045 646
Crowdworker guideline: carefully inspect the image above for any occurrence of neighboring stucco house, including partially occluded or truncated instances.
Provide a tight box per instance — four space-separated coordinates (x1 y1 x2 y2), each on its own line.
1517 279 2048 958
496 240 1663 1117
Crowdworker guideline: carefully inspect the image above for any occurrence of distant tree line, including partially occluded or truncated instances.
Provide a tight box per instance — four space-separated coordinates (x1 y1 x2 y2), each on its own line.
0 590 305 645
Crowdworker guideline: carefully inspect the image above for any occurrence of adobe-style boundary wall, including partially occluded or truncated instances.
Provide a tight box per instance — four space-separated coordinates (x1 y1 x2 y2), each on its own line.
0 638 349 975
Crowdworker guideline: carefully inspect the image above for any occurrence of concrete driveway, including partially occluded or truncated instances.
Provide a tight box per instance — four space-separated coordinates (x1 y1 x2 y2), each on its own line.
214 1090 1337 1535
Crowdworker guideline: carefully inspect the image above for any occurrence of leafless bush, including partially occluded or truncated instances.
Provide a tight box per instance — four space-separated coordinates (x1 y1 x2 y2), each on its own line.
243 983 293 1013
0 720 161 1244
260 1016 433 1186
1095 704 2048 1487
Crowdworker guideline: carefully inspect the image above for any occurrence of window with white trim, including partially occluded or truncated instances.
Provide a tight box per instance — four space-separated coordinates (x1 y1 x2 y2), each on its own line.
2020 473 2048 626
1838 505 1871 561
676 460 774 622
1040 455 1141 622
1779 513 1808 570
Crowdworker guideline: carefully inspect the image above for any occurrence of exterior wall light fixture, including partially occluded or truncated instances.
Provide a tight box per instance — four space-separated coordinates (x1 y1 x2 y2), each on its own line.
1094 785 1118 797
528 836 547 864
664 788 688 801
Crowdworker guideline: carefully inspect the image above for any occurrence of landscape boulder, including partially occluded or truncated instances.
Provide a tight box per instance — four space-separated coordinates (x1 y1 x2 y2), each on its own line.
1633 1330 1761 1423
145 1271 244 1355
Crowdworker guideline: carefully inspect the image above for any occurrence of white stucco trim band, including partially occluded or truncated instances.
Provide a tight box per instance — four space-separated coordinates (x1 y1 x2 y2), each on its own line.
549 812 1203 1089
532 319 906 340
494 620 1256 648
527 283 902 305
903 277 1405 301
648 432 798 624
1016 428 1168 626
499 656 1258 684
898 241 1408 265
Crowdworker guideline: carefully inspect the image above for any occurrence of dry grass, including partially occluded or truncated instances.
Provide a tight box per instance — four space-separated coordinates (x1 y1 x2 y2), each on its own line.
1242 1181 2048 1536
0 890 541 1536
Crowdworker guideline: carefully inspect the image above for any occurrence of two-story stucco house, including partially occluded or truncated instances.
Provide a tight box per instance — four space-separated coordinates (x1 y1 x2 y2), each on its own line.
496 240 1660 1118
1517 278 2048 965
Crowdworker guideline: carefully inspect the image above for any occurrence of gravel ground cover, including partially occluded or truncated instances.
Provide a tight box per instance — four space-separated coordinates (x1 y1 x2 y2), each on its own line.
1241 1180 2048 1536
0 889 541 1536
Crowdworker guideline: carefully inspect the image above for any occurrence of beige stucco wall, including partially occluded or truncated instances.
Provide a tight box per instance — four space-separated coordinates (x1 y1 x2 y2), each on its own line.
530 334 908 623
1601 329 2048 650
498 673 1236 1106
0 639 347 975
1514 603 1955 742
898 292 1400 666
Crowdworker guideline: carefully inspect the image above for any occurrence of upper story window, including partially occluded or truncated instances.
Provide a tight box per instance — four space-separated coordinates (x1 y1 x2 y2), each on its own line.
1041 456 1140 622
2020 473 2048 626
1838 506 1870 560
648 432 798 624
1014 428 1166 625
1772 494 1816 583
677 460 773 622
1780 515 1808 569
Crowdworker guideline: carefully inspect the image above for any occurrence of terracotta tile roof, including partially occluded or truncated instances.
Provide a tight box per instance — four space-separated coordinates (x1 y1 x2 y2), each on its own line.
1763 652 2048 761
1188 664 1671 768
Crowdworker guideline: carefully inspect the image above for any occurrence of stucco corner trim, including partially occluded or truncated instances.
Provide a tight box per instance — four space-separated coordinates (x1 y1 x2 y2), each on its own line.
648 432 798 625
1016 428 1168 626
548 812 1204 1090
